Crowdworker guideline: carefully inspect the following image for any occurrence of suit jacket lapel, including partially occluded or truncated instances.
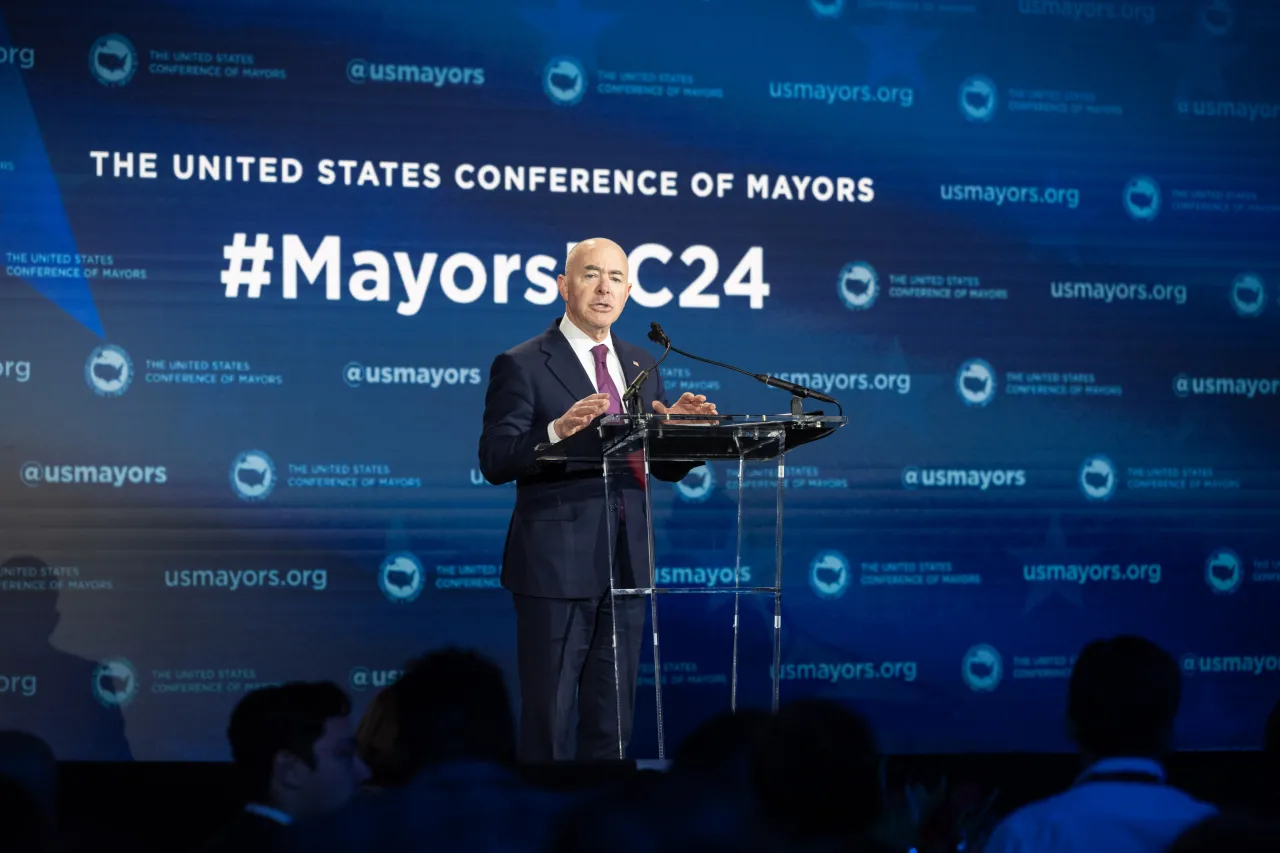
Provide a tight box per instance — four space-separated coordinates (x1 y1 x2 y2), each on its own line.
541 319 596 402
616 339 644 388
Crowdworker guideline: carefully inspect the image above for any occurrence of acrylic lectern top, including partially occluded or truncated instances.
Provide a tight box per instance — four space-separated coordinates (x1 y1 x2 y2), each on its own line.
534 412 846 464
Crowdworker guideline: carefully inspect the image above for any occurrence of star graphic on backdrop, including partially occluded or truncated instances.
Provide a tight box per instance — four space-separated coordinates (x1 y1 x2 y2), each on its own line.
1007 512 1097 614
854 335 947 447
1167 409 1204 447
384 515 411 554
850 12 940 93
1024 169 1105 266
1159 36 1245 100
516 0 620 61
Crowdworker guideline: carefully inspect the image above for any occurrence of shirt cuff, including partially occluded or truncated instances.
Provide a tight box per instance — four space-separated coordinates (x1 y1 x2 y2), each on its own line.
546 420 562 444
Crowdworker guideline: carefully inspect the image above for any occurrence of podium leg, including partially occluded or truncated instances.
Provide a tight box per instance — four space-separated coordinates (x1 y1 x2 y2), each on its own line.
643 430 665 760
772 448 786 712
604 452 625 761
731 454 745 713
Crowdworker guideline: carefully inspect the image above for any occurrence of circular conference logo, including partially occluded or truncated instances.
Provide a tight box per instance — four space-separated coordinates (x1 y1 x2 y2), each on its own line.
1205 547 1243 595
89 33 137 87
1075 455 1116 502
92 657 139 708
1079 454 1117 502
543 56 586 107
809 0 845 18
962 644 1002 692
1123 175 1161 222
1199 0 1234 36
956 359 996 407
378 552 425 603
837 261 878 311
1230 272 1266 318
958 75 997 122
809 550 851 600
85 344 133 397
230 450 276 501
674 464 715 503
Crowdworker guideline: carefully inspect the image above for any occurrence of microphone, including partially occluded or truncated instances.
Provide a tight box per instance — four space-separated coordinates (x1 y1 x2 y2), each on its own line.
651 323 843 413
621 322 672 414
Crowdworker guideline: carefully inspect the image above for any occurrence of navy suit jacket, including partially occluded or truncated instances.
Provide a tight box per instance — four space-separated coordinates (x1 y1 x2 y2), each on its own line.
479 317 694 599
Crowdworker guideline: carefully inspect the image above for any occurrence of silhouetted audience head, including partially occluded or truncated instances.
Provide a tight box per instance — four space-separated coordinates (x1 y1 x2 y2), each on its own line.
747 699 883 845
548 770 766 853
354 682 412 789
0 774 55 853
226 681 367 819
673 708 771 783
390 646 516 773
1066 635 1180 759
1266 699 1280 761
1166 813 1280 853
0 731 57 824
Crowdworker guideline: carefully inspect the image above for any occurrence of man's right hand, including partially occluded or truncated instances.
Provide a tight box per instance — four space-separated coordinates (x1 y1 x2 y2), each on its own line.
553 392 612 439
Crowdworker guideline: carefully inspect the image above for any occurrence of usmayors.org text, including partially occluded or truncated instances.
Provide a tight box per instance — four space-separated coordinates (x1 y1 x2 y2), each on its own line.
941 183 1080 208
772 660 918 683
1051 281 1187 305
164 569 328 591
1024 563 1161 584
773 372 910 395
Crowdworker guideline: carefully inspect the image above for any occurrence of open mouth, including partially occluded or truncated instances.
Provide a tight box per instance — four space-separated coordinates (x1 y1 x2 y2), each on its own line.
591 302 612 311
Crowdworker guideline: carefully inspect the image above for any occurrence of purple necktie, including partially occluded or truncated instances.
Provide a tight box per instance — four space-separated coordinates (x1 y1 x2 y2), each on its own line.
591 344 623 415
592 344 645 490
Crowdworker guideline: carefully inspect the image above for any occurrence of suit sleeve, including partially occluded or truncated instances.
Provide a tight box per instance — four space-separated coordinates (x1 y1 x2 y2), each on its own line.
648 367 702 483
478 352 547 486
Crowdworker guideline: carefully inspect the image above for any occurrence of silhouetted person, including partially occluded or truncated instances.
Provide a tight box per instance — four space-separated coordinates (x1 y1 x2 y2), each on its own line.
1166 813 1280 853
0 555 131 761
353 681 412 790
983 636 1216 853
0 775 56 853
548 769 768 853
746 699 894 851
281 647 567 853
0 732 56 827
1262 699 1280 818
196 681 368 853
673 708 772 778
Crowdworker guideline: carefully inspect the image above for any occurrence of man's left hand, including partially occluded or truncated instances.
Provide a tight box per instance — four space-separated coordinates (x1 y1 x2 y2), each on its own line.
652 392 719 422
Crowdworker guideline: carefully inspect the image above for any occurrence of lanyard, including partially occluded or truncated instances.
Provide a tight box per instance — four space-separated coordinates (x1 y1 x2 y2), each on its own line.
1074 771 1164 786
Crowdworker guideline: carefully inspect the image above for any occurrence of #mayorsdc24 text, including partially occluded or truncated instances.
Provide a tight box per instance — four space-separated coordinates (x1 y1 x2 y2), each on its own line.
221 236 773 313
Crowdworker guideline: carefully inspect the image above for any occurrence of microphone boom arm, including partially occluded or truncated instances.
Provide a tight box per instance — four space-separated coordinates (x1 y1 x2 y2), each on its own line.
663 342 844 416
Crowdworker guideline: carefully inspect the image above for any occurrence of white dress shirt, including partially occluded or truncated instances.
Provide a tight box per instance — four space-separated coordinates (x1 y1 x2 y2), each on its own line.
545 313 629 444
243 802 293 825
981 757 1216 853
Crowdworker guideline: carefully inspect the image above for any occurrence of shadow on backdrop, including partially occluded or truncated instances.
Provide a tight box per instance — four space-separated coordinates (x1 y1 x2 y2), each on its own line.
0 555 132 761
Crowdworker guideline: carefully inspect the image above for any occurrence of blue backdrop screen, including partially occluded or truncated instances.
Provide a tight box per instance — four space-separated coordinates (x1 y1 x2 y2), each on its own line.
1 0 1278 761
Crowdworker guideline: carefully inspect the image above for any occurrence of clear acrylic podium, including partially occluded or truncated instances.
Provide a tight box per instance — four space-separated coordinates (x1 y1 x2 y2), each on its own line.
535 410 846 759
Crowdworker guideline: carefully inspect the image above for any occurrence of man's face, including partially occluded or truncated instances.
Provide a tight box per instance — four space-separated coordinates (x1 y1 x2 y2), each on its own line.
557 240 631 334
295 716 368 815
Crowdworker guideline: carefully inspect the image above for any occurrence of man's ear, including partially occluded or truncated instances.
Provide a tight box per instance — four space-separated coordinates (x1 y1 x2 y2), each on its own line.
272 749 308 792
556 273 568 300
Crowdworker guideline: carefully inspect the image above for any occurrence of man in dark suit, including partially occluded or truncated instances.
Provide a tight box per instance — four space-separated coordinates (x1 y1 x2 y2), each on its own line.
479 237 717 762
